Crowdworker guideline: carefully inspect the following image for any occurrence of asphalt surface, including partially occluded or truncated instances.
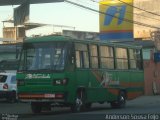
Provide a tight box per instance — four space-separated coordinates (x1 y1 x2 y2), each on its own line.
0 95 160 120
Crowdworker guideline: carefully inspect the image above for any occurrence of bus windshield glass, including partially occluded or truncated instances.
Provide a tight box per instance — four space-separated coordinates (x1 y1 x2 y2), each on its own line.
19 42 69 71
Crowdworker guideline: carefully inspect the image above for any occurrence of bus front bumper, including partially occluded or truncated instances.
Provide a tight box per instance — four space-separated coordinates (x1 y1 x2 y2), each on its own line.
18 93 66 102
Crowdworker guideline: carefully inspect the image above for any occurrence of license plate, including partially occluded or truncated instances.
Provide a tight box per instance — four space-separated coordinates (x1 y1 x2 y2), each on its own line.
44 94 55 98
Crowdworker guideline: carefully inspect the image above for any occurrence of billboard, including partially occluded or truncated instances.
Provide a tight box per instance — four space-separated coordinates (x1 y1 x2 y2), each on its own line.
99 0 133 40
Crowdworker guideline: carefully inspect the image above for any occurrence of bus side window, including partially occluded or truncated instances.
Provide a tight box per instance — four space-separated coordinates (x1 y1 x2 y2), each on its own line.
76 51 82 68
90 45 99 68
135 49 143 70
116 48 128 70
75 43 89 68
100 45 114 69
129 49 143 70
129 49 137 69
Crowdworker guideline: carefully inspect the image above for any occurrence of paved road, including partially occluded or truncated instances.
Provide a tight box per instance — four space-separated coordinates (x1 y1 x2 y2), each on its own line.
0 96 160 120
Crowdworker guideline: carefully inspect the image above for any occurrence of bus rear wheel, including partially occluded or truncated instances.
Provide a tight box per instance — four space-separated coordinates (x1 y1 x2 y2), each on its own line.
110 91 126 108
31 102 42 114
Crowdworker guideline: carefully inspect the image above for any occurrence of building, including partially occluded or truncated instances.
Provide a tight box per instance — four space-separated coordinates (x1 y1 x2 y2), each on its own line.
133 0 160 95
134 0 160 39
2 20 46 43
124 40 160 95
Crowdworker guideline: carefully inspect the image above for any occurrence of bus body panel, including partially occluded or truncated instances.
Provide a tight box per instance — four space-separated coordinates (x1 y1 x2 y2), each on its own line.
17 35 144 112
17 69 143 102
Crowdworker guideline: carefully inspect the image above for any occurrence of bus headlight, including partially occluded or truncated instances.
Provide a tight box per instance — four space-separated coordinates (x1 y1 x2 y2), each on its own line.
53 78 68 85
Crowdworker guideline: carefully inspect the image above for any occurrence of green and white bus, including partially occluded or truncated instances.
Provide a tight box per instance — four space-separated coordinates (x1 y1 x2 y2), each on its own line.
17 35 144 113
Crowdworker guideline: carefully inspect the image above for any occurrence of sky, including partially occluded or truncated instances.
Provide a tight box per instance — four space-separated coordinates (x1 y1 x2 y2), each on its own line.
0 0 99 37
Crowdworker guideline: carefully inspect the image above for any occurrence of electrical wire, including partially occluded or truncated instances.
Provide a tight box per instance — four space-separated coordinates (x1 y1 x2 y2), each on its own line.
73 0 99 14
117 0 160 17
64 0 160 30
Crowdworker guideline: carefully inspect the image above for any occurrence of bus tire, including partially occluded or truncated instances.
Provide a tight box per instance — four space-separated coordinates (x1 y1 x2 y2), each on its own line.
31 102 42 114
71 90 85 112
110 91 126 108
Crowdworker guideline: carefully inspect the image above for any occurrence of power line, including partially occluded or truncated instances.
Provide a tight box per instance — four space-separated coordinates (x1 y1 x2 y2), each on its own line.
64 0 160 30
90 0 160 22
117 0 160 17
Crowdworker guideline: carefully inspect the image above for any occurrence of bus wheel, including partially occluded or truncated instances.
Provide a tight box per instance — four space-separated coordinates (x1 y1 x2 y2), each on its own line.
31 102 42 114
110 91 126 108
71 90 85 112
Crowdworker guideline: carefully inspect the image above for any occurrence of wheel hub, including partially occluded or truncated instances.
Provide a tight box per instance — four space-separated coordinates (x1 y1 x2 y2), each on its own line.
76 98 82 106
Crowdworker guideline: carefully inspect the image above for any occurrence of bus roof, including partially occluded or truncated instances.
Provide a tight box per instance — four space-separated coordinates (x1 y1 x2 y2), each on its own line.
25 35 71 43
24 35 142 49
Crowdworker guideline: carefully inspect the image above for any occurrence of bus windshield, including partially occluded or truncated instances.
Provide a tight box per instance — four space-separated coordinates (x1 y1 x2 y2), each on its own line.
19 42 69 71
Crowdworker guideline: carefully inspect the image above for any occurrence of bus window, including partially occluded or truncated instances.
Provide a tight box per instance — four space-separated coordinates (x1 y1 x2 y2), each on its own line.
129 49 137 69
100 46 114 69
83 52 89 68
19 42 68 71
116 48 128 69
75 43 89 68
76 51 81 68
135 49 143 70
90 45 98 68
129 49 143 70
